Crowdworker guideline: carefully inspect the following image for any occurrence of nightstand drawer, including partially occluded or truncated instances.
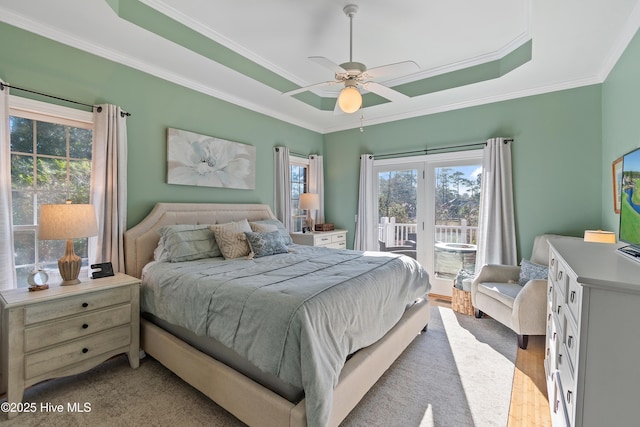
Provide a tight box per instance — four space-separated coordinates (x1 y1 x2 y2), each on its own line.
331 233 346 243
24 304 132 352
326 241 347 249
25 286 131 325
24 325 131 380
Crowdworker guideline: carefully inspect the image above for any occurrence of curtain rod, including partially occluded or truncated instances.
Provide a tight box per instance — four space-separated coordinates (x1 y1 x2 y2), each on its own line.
0 82 131 117
373 138 513 159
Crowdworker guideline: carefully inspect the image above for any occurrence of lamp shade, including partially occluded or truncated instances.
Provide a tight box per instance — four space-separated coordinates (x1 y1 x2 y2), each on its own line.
39 204 98 240
583 230 616 244
337 86 362 113
299 193 320 211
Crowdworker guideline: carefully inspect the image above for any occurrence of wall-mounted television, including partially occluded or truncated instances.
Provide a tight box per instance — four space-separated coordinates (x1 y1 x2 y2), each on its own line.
618 146 640 261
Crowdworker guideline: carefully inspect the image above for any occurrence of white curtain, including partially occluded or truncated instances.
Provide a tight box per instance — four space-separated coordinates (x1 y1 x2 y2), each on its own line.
273 146 292 231
0 81 16 289
475 137 517 270
308 154 325 224
354 154 377 251
89 104 128 273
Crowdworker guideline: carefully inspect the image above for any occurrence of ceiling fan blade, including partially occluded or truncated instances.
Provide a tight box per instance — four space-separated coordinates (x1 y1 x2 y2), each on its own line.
309 56 347 74
361 82 409 102
364 61 420 80
283 80 339 96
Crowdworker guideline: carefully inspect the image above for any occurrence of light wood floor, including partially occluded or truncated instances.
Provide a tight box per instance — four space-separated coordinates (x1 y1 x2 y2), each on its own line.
432 296 551 427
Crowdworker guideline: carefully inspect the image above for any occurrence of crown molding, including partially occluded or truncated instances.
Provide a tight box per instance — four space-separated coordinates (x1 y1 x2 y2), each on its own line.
320 76 603 134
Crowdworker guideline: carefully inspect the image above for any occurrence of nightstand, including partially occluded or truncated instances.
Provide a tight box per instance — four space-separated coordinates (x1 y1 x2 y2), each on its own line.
0 273 140 419
291 229 348 249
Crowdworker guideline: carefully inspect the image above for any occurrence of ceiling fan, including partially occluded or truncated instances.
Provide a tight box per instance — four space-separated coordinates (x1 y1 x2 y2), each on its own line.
284 4 420 114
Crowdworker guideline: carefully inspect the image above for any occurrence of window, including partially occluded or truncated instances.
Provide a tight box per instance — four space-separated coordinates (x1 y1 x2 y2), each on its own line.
290 156 309 232
9 97 94 287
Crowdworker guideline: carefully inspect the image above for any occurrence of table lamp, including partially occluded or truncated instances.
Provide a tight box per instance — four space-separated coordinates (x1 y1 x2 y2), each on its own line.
299 193 319 232
38 202 98 285
583 230 616 244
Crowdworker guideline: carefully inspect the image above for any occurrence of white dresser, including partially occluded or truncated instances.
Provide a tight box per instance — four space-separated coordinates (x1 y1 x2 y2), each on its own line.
291 229 347 249
545 238 640 427
0 273 140 419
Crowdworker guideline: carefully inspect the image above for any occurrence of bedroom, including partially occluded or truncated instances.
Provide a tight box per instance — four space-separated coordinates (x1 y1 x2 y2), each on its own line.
1 0 640 426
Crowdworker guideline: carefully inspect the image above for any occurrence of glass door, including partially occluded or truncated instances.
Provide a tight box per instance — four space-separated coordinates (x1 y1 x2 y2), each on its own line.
425 151 482 296
374 161 425 264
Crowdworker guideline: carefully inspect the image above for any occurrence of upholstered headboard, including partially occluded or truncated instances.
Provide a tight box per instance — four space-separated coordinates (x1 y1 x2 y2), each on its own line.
124 203 277 278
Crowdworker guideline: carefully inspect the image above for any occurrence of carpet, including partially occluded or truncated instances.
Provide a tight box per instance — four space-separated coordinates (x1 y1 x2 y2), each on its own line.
1 306 516 427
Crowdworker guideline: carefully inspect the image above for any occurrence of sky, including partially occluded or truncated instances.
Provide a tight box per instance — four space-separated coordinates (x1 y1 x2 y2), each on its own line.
624 147 640 172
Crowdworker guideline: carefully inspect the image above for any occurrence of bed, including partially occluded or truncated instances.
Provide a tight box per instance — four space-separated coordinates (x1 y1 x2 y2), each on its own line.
124 203 431 427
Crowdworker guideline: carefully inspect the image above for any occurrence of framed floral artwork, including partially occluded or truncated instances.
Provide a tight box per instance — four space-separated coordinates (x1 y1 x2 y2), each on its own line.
612 156 623 213
167 128 256 190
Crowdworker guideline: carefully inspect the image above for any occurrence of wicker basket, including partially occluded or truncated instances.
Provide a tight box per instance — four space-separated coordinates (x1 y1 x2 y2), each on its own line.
451 286 474 316
314 223 334 231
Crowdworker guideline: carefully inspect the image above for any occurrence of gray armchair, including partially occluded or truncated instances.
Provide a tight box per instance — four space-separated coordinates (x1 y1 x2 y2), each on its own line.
471 234 570 349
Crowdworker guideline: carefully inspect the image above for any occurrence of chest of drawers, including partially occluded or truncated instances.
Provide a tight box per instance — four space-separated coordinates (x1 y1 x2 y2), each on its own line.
291 229 347 249
0 273 140 419
544 239 640 427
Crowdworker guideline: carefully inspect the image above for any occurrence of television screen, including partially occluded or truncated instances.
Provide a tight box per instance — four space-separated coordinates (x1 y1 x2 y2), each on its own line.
619 146 640 249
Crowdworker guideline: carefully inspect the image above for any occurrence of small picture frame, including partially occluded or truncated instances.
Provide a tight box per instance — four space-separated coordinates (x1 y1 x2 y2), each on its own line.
612 156 623 214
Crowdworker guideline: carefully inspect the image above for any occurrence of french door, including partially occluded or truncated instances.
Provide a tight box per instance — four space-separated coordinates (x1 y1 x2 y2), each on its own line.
374 150 482 297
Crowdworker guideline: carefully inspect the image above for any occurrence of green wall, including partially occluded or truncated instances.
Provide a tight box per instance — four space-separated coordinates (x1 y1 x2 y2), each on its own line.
0 23 323 227
324 86 603 259
602 27 640 233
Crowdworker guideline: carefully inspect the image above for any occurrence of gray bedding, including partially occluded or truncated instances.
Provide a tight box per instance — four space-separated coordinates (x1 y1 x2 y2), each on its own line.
141 244 430 427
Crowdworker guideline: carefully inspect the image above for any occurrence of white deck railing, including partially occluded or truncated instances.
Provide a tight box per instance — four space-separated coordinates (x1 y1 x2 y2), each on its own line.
378 218 478 246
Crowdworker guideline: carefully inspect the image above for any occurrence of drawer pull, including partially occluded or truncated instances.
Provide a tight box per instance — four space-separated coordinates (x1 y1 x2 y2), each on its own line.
321 238 329 241
570 290 576 303
82 323 89 329
558 353 563 364
567 390 572 404
551 258 555 267
557 271 563 281
82 302 89 308
556 305 561 314
552 332 557 340
82 348 89 354
568 335 573 348
554 399 560 413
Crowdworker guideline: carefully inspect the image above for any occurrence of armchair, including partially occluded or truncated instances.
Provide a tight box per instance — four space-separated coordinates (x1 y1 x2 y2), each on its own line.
471 234 571 349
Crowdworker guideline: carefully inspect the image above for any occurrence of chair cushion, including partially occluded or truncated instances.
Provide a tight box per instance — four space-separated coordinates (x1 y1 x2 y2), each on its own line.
477 282 523 309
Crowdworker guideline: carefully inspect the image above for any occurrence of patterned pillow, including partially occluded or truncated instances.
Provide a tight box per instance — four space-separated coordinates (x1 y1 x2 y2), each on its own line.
157 224 221 262
249 219 293 245
518 259 549 286
209 219 253 259
244 231 289 258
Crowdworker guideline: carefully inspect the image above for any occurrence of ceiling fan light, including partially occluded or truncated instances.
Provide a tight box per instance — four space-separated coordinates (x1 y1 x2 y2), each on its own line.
338 86 362 113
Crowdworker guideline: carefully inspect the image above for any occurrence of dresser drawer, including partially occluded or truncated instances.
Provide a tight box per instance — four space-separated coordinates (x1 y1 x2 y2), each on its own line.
24 286 131 325
558 349 576 426
565 274 582 325
24 304 132 352
564 314 579 373
314 234 333 246
24 325 131 380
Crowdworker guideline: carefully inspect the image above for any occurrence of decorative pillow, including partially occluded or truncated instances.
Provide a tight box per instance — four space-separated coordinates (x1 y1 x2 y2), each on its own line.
249 222 278 233
209 219 253 259
249 219 293 245
244 231 289 258
518 259 549 286
157 224 221 262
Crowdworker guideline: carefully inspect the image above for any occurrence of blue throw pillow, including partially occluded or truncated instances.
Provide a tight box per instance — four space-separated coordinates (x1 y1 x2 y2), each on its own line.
244 231 289 258
518 259 548 286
